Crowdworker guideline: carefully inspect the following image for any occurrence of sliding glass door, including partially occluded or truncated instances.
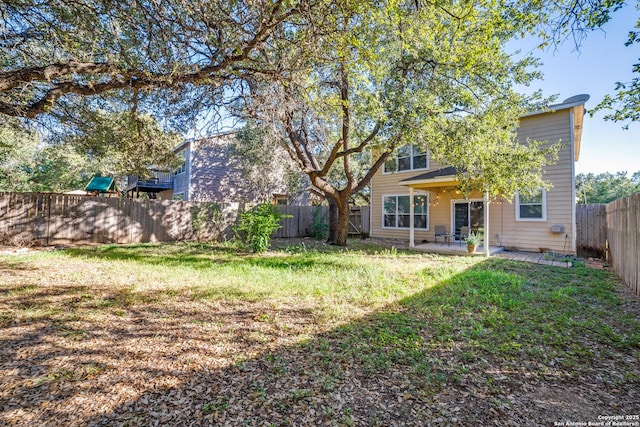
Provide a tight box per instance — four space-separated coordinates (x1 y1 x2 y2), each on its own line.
453 200 484 241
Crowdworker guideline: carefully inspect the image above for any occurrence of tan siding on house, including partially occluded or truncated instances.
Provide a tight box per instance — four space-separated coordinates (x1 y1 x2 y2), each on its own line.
370 109 578 253
494 110 575 253
371 157 446 241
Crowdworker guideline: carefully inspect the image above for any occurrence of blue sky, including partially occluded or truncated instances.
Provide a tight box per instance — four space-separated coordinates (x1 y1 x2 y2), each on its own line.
511 5 639 175
207 7 639 175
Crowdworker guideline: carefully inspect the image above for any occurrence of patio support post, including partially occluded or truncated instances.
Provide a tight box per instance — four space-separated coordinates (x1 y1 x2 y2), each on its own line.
409 187 415 248
483 189 490 257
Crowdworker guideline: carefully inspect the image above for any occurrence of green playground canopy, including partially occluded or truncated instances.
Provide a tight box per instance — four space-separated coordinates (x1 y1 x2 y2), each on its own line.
84 176 118 193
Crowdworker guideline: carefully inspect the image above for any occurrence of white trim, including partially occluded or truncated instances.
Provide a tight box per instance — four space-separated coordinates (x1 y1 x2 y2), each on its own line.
401 175 457 186
570 109 577 252
382 144 430 175
409 188 415 247
381 193 430 230
382 167 430 176
515 189 547 222
483 190 490 257
369 168 374 236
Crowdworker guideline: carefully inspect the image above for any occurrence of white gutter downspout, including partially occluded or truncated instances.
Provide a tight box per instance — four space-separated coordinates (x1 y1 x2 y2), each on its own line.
409 187 415 248
570 109 577 253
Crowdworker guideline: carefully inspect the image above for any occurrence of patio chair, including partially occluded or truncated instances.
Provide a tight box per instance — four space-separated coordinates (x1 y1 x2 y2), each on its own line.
434 225 449 245
455 226 470 246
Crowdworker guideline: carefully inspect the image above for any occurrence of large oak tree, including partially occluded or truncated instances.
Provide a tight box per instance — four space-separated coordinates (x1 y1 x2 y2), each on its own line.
230 0 559 245
2 0 604 245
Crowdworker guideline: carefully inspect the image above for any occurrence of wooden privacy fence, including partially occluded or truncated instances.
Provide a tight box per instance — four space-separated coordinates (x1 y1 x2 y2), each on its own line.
606 194 640 297
0 192 372 245
348 206 370 235
576 204 607 258
576 198 639 296
273 205 370 238
0 192 237 245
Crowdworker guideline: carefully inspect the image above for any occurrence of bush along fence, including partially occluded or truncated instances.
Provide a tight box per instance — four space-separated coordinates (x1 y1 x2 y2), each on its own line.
0 192 371 246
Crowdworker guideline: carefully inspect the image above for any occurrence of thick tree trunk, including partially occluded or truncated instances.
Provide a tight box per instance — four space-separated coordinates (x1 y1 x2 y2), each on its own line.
326 195 351 246
334 201 351 246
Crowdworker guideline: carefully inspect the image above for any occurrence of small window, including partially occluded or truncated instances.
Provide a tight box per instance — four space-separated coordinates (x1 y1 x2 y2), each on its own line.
397 145 412 171
174 150 186 175
383 144 429 174
412 145 427 170
382 194 429 229
516 189 546 221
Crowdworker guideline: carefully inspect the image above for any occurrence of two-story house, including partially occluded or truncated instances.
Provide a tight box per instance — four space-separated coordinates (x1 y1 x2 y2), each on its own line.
369 95 589 254
125 131 298 204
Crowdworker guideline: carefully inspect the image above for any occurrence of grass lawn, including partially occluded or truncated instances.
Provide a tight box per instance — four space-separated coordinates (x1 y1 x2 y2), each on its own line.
1 239 639 426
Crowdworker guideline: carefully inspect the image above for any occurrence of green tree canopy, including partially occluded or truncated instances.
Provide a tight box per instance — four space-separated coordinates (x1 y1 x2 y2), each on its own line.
0 0 312 120
1 0 606 244
0 118 39 191
576 171 640 203
0 112 180 193
592 5 640 128
230 0 560 244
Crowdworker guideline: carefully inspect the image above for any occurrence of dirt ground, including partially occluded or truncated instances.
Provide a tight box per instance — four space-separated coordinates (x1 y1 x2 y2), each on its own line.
0 242 638 426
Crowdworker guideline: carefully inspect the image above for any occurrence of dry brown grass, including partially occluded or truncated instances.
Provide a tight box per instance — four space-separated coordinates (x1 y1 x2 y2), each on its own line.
1 240 639 426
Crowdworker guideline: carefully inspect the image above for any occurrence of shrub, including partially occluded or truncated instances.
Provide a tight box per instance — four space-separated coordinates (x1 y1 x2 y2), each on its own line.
311 206 329 239
190 202 222 242
233 203 291 253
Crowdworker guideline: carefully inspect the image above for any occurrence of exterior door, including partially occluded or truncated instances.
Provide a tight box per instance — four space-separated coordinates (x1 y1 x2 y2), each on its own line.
453 200 485 241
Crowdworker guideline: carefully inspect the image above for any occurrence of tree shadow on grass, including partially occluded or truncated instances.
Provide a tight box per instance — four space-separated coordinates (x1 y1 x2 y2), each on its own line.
0 257 38 273
1 258 638 426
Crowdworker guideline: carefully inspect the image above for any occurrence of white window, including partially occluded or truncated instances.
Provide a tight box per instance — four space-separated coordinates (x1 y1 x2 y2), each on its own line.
516 189 546 221
383 194 429 229
174 150 186 175
383 144 428 173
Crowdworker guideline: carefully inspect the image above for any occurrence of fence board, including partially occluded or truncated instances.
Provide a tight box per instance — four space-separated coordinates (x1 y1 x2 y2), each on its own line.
606 194 640 297
0 193 372 246
576 204 607 257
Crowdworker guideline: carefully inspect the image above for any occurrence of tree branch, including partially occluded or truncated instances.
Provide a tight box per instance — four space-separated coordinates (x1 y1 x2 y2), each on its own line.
352 136 400 194
0 0 302 118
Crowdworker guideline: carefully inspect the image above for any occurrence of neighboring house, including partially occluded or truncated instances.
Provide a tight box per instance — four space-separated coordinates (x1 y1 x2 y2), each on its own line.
125 132 299 204
370 95 589 254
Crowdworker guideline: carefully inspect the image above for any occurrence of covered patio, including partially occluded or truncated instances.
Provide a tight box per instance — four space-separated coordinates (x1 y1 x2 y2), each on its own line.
413 241 504 256
400 166 493 257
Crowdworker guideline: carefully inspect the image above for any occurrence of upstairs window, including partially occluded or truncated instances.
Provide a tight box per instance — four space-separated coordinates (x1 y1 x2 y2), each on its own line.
174 150 186 175
383 144 428 173
516 189 546 221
